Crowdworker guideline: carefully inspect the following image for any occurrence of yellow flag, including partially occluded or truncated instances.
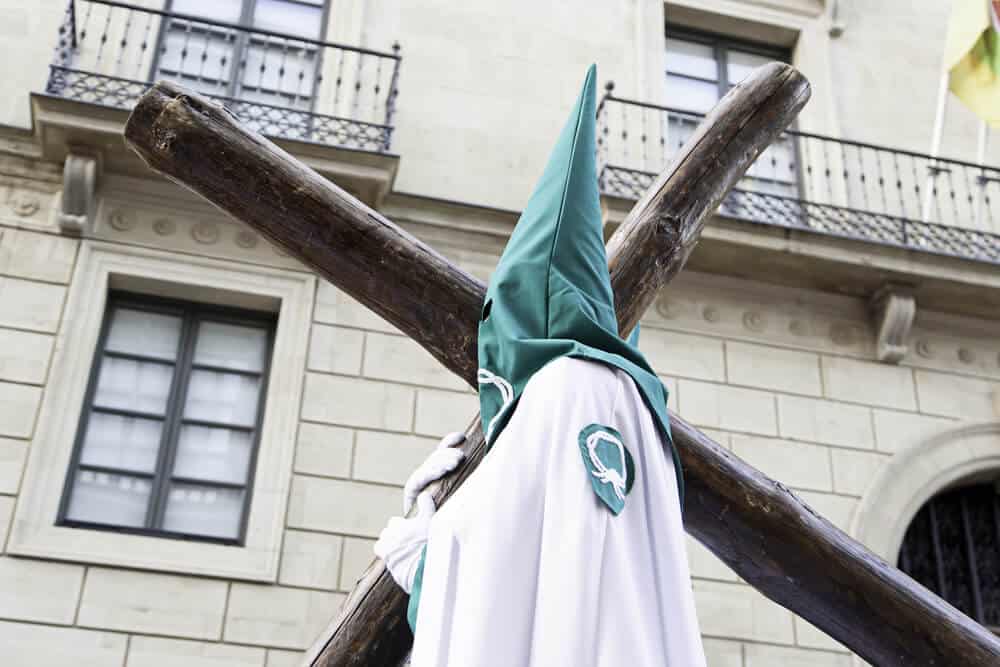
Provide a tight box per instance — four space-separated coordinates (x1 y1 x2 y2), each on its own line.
946 1 1000 127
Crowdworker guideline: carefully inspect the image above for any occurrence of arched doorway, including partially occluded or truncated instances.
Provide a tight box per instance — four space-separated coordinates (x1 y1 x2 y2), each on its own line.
852 423 1000 573
897 480 1000 629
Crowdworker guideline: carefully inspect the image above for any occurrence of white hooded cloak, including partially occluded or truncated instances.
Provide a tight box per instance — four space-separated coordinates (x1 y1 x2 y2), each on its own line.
409 356 707 667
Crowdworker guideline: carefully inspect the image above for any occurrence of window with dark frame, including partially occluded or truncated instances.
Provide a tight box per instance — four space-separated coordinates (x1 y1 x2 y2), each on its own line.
898 482 1000 633
665 26 789 113
665 26 799 199
155 0 329 111
58 292 276 544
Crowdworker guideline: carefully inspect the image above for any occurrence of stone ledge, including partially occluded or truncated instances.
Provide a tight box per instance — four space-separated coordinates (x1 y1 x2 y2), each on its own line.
31 93 399 209
603 192 1000 321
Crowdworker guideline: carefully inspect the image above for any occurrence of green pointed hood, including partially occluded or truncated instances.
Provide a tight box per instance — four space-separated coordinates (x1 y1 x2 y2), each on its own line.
477 66 683 500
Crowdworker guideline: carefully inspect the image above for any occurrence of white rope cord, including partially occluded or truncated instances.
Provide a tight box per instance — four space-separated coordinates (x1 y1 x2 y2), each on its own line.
586 430 628 502
477 368 514 441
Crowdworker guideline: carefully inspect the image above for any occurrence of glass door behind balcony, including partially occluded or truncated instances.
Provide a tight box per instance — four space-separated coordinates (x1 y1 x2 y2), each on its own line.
155 0 326 113
47 0 400 151
665 28 799 216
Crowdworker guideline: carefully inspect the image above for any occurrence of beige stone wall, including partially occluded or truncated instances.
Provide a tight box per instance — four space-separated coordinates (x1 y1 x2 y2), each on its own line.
0 161 997 665
353 0 670 212
0 174 348 663
0 162 488 665
827 0 1000 165
6 0 997 213
0 1 999 666
0 0 66 130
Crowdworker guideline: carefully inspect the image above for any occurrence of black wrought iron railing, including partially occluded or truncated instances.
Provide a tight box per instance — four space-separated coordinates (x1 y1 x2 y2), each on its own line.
46 0 401 153
597 88 1000 265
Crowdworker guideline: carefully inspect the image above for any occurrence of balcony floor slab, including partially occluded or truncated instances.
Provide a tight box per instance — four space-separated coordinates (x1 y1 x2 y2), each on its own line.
31 93 399 209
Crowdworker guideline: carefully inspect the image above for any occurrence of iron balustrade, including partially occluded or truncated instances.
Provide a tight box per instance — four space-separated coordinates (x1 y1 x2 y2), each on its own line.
47 0 401 153
597 87 1000 265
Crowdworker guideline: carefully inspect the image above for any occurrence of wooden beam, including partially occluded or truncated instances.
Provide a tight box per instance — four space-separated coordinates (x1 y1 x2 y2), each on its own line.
123 64 1000 666
125 85 483 384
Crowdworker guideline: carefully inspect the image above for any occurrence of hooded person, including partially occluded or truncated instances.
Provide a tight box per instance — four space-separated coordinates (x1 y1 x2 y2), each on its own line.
373 65 706 667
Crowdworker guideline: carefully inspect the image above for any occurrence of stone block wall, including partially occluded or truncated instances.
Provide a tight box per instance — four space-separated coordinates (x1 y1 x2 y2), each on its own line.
0 193 996 666
0 0 997 663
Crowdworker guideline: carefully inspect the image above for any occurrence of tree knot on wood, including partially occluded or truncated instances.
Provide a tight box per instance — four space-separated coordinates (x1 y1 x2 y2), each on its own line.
152 126 177 154
655 213 683 238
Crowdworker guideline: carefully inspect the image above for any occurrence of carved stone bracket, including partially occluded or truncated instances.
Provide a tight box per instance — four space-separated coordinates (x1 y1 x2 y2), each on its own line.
870 284 916 364
58 152 99 235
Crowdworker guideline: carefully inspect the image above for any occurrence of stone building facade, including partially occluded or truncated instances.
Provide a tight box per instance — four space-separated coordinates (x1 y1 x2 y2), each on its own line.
0 1 998 666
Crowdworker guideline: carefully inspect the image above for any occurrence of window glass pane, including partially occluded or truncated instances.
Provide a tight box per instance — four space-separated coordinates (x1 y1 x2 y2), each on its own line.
241 41 318 101
663 114 700 153
665 37 717 79
173 425 252 484
105 308 182 361
727 50 774 86
79 412 162 473
162 483 244 539
93 357 174 415
158 27 238 85
666 74 718 113
170 0 243 23
184 370 260 427
252 0 323 40
65 470 151 528
62 293 276 541
745 137 798 189
194 321 268 372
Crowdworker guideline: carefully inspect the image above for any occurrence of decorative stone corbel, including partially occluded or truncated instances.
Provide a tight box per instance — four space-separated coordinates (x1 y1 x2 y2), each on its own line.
58 152 99 234
869 284 916 364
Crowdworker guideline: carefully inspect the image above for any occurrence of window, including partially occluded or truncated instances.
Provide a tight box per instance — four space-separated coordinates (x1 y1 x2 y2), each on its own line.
58 292 275 543
10 242 313 579
665 27 798 200
666 27 788 113
155 0 328 110
898 482 1000 632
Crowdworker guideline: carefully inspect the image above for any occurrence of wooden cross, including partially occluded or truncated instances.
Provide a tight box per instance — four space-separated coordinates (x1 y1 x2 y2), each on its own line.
123 64 1000 666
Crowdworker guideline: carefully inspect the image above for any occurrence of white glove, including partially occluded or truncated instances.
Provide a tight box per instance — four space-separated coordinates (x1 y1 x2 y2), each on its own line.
402 432 466 514
374 490 436 593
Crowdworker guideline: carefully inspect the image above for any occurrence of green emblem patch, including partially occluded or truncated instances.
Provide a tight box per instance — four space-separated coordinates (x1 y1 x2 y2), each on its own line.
578 423 635 515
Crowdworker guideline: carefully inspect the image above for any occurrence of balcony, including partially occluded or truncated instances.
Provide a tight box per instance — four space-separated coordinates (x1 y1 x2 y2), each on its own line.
35 0 402 205
597 90 1000 266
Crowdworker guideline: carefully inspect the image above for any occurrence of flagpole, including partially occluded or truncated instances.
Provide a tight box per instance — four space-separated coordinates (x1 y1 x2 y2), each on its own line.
974 119 990 227
922 68 950 222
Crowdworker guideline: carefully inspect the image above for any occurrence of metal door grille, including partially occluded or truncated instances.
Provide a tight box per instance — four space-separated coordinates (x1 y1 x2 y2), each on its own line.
899 482 1000 630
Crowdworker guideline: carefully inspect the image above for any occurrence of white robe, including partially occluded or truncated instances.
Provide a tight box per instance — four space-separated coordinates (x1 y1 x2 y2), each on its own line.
410 356 706 667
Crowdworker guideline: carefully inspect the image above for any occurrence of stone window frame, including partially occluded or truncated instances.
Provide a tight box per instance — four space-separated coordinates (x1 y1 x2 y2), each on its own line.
9 240 314 581
851 422 1000 564
57 291 277 544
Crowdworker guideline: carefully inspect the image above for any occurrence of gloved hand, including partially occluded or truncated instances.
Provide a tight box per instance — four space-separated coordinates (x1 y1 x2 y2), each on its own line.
402 431 466 514
374 490 436 593
374 432 466 593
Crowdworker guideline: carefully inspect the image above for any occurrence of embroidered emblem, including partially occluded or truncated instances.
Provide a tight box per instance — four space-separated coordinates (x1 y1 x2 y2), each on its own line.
578 424 635 515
